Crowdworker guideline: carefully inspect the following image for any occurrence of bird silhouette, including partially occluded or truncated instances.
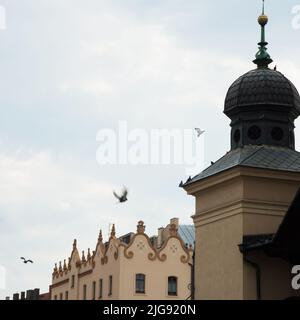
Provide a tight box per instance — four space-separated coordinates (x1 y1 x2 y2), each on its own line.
195 128 205 137
274 65 277 71
21 257 33 264
113 187 128 203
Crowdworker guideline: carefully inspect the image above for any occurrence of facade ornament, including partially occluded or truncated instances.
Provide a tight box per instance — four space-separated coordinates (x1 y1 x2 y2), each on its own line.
73 239 77 251
63 259 67 271
98 229 103 243
81 250 86 263
169 223 178 237
110 224 116 239
59 261 63 273
87 248 91 261
137 221 145 234
53 263 58 275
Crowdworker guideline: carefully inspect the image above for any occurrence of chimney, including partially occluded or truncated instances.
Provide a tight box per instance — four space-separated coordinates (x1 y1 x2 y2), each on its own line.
33 288 40 300
13 293 19 300
26 290 34 300
157 227 164 248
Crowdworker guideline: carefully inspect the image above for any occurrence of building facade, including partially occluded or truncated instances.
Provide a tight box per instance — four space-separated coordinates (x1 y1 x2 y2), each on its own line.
50 219 193 300
182 4 300 300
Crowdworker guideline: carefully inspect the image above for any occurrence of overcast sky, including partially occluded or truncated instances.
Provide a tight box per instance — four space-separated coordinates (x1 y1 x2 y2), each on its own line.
0 0 300 298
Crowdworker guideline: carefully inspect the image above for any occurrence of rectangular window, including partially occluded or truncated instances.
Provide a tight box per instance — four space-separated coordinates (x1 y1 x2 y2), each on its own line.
59 293 63 300
54 295 57 300
135 274 145 294
92 281 96 300
65 291 68 300
71 275 75 288
108 275 112 296
99 279 103 299
168 276 178 296
83 284 87 300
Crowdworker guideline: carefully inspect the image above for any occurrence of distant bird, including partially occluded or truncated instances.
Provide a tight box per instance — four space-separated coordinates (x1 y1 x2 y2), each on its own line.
211 161 215 165
21 257 33 264
274 65 277 71
195 128 205 137
113 187 128 203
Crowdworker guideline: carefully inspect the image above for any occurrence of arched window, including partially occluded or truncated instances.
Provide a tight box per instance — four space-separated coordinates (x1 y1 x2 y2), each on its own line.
135 274 146 294
168 276 178 296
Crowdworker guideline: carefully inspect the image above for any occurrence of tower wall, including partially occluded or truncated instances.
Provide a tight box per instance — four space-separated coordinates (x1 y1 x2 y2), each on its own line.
187 167 300 300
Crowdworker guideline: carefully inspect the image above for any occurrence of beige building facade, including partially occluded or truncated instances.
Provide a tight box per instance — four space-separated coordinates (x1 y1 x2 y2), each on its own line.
50 219 193 300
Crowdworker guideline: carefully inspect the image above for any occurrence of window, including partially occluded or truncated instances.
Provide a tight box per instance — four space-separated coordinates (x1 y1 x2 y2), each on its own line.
65 291 68 300
99 279 103 299
71 275 75 288
92 281 96 300
168 277 178 296
271 127 284 141
233 129 241 143
108 276 113 296
83 284 87 300
248 125 261 140
59 293 63 300
54 295 57 300
135 274 145 294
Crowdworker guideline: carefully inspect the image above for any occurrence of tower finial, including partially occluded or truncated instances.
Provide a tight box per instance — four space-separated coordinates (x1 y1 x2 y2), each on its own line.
253 0 273 68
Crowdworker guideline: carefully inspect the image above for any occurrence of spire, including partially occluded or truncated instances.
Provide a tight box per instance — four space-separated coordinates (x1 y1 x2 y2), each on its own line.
73 239 77 251
98 230 103 243
110 224 116 239
253 0 273 68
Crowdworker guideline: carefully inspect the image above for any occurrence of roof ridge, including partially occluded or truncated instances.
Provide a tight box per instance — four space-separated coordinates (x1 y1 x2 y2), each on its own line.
240 145 264 165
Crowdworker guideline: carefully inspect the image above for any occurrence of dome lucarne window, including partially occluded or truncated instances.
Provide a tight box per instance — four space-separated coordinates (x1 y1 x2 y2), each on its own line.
248 126 261 140
271 127 284 141
234 129 241 143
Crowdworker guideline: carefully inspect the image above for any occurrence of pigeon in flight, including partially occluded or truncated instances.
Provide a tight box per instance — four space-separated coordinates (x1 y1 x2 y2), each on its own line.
21 257 33 264
113 187 128 203
195 128 205 137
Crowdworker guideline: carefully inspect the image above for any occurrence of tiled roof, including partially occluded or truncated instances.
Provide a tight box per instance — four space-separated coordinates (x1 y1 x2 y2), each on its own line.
225 68 300 114
178 225 195 248
184 145 300 186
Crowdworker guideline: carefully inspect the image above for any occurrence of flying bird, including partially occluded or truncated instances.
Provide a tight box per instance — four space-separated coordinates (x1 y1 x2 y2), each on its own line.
113 187 128 203
195 128 205 137
20 257 33 264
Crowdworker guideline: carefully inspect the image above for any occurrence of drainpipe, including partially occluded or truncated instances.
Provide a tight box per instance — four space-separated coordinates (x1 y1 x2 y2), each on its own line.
244 255 261 300
190 242 195 300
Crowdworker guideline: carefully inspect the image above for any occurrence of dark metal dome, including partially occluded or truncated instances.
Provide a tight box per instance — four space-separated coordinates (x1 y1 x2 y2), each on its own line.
224 68 300 116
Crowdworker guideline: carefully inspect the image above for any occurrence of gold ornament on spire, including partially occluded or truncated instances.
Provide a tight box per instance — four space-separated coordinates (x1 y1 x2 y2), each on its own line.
258 0 268 26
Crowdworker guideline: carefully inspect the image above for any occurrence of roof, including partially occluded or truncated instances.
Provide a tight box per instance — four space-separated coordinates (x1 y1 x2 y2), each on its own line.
224 68 300 115
239 187 300 263
178 225 195 248
183 145 300 187
239 234 274 253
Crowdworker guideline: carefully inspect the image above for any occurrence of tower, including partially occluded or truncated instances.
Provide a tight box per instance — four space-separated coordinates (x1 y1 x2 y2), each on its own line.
182 1 300 300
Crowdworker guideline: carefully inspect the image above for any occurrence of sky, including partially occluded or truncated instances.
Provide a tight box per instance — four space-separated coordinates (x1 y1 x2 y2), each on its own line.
0 0 300 298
